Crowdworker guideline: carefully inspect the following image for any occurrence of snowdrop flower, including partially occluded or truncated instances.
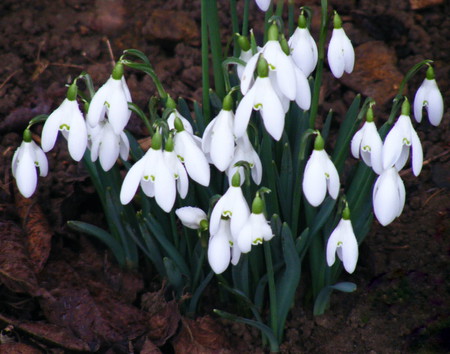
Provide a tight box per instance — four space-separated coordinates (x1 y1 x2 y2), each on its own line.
202 94 235 171
382 99 423 176
236 35 253 80
12 130 48 198
41 83 87 161
255 0 270 11
413 65 444 126
235 56 285 141
208 218 233 274
237 195 273 253
87 62 131 135
210 172 250 247
175 207 208 230
327 12 355 79
288 13 318 77
90 120 130 171
120 131 176 212
227 133 263 185
174 117 210 186
163 134 189 199
351 106 383 174
326 206 358 274
241 24 296 102
373 167 405 226
303 134 340 207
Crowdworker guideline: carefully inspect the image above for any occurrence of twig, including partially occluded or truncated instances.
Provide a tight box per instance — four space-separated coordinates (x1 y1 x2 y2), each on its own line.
399 148 450 177
103 37 116 67
0 70 20 91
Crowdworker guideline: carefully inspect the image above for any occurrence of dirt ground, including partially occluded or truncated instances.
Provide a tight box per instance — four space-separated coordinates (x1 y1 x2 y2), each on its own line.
0 0 449 353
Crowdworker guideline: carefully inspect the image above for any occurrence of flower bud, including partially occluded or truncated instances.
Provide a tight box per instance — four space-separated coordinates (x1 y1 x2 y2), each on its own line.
237 35 250 52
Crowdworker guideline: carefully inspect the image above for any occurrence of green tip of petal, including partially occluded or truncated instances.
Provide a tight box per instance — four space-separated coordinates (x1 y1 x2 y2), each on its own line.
199 219 209 231
298 13 307 29
342 206 351 220
426 65 435 80
314 134 325 150
112 62 124 80
165 135 174 152
222 94 233 111
231 171 241 187
174 116 185 132
366 106 374 122
237 35 250 51
401 98 410 116
268 22 279 41
66 82 78 101
23 129 32 143
251 196 264 214
333 11 343 29
257 56 269 78
166 95 177 109
151 131 163 150
280 35 290 55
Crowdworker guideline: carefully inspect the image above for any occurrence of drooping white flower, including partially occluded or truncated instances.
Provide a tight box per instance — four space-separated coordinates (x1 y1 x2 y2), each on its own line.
208 218 233 274
413 66 444 126
173 118 210 187
255 0 270 12
12 131 48 198
120 132 176 212
175 207 208 230
326 207 358 274
237 196 273 253
303 134 340 207
167 109 194 135
382 100 423 176
288 13 318 77
327 12 354 79
227 133 262 185
90 120 130 171
41 83 87 162
235 56 285 141
202 95 235 172
373 167 406 226
87 63 131 135
351 107 383 174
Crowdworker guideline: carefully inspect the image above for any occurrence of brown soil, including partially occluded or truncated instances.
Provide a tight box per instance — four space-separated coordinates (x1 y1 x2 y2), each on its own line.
0 0 449 353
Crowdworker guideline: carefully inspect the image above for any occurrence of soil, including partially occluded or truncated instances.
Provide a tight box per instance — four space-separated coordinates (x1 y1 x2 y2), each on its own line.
0 0 449 353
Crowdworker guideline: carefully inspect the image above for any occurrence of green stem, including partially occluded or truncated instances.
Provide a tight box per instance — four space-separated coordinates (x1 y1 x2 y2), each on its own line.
288 1 295 35
230 0 239 56
201 0 211 122
309 0 328 129
264 242 278 341
242 0 250 36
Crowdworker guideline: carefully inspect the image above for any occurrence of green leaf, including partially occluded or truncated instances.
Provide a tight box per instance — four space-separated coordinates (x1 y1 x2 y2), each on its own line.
188 271 214 315
314 282 357 315
164 257 184 296
278 142 293 223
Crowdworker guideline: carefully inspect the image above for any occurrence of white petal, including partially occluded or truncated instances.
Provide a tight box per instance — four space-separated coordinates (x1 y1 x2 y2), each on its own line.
99 126 120 171
413 81 427 123
257 78 285 141
210 110 235 171
342 33 355 74
201 116 216 154
426 80 444 126
382 123 403 170
373 168 400 226
410 127 423 176
351 128 363 159
340 220 358 273
120 156 146 204
176 132 210 186
208 221 231 274
154 161 176 212
237 221 253 253
31 141 48 177
325 156 340 200
175 207 207 229
16 144 37 198
241 53 259 95
228 187 251 239
119 131 130 161
234 85 257 138
67 106 88 161
88 78 111 127
41 101 66 152
167 111 194 135
294 66 311 110
327 29 346 78
108 79 130 135
303 150 327 206
255 0 270 11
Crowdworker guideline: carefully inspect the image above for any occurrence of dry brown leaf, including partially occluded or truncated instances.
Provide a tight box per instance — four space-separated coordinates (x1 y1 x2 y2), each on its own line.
140 337 162 354
14 191 53 273
0 313 91 352
0 342 42 354
0 221 39 295
141 290 181 346
172 316 232 354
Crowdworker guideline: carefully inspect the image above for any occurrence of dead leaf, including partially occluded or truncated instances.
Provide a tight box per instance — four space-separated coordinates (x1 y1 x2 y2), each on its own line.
0 342 42 354
173 316 232 354
14 192 53 273
0 313 91 352
0 221 39 295
140 337 162 354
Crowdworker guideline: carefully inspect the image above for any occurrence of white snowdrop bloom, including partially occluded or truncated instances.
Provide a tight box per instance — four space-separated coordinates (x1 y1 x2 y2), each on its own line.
202 95 235 172
167 110 194 135
327 12 355 79
173 118 210 187
326 207 358 274
235 56 285 141
87 63 131 135
241 24 296 101
163 136 189 199
12 131 48 198
382 100 423 176
288 13 318 77
373 167 406 226
175 207 208 230
41 84 87 162
90 120 130 171
210 173 250 243
208 218 233 274
255 0 270 11
413 66 444 126
120 132 176 212
350 107 383 174
237 196 273 253
227 133 263 186
303 135 340 207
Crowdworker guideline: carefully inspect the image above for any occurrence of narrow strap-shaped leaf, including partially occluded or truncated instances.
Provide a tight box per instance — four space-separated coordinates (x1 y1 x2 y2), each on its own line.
314 282 357 315
164 257 184 296
188 271 214 315
278 141 293 223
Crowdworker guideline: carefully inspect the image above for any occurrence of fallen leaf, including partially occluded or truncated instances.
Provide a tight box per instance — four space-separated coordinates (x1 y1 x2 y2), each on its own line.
140 337 162 354
0 342 42 354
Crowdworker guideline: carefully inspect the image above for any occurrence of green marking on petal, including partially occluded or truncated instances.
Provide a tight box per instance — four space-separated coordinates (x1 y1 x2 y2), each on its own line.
105 101 111 108
268 63 276 70
59 124 70 131
34 161 39 166
223 210 232 217
144 175 149 181
254 103 263 110
252 238 263 245
362 145 371 152
229 240 234 246
337 241 343 246
177 154 184 162
325 172 330 178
